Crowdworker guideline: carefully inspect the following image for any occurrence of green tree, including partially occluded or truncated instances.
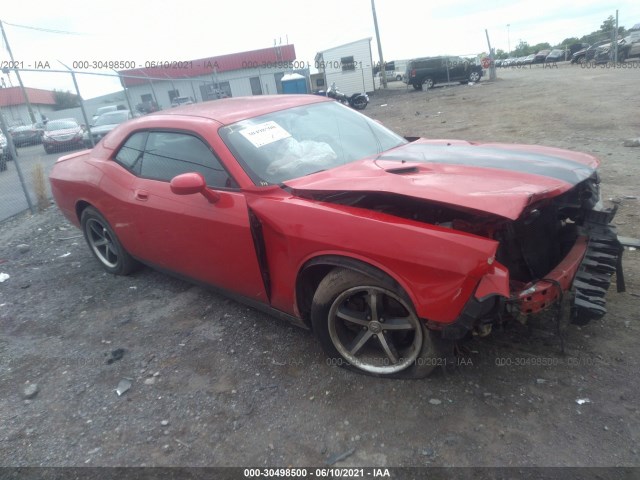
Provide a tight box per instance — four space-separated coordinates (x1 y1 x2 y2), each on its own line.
52 89 80 110
559 37 580 47
532 42 552 53
600 15 616 34
512 40 532 57
596 15 626 39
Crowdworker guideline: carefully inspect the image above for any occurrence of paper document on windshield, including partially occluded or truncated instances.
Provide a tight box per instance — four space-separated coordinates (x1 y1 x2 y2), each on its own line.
240 121 291 148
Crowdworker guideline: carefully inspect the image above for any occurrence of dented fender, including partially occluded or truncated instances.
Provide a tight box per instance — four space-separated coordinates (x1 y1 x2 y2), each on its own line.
245 190 500 324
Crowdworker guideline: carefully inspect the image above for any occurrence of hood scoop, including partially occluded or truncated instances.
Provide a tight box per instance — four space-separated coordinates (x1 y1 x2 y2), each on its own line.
385 165 420 175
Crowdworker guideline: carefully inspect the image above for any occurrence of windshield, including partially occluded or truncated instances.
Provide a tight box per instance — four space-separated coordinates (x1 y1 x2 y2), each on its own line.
46 120 79 131
219 101 407 185
96 106 116 115
95 111 129 126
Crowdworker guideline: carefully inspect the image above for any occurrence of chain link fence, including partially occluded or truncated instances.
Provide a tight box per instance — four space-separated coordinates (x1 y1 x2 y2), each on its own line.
0 64 303 222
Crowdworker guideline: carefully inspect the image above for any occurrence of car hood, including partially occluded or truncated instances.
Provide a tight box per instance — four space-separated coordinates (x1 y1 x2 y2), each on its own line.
45 128 81 136
90 124 120 134
284 139 599 220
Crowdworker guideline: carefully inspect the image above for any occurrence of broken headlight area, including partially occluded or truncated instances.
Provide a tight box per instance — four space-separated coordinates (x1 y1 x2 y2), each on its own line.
477 173 623 334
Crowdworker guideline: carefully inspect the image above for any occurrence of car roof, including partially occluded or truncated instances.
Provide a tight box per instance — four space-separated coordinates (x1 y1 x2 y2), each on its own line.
150 94 332 126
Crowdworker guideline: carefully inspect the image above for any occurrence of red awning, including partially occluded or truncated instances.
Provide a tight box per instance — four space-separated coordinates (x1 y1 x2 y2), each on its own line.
118 45 297 87
0 87 56 107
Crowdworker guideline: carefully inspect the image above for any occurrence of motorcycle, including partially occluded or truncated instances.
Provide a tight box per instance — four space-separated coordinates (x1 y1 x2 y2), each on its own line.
318 83 369 110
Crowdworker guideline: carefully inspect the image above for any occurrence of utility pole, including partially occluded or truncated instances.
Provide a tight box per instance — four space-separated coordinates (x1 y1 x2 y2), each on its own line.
614 10 619 63
371 0 387 88
0 20 36 123
485 29 497 81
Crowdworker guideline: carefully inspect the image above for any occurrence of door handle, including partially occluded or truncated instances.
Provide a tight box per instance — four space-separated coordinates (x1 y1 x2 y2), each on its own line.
135 189 149 201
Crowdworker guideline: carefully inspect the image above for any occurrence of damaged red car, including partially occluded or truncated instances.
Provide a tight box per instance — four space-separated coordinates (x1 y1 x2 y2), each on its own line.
49 95 625 378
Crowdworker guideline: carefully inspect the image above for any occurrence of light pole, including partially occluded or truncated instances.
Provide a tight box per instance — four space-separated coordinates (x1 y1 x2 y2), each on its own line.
507 24 511 55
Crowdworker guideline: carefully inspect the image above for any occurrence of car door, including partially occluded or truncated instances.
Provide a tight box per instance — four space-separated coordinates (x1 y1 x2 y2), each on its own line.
113 130 269 303
446 56 466 82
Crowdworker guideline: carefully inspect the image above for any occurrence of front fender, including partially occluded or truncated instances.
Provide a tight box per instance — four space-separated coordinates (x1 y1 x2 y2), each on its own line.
246 193 499 324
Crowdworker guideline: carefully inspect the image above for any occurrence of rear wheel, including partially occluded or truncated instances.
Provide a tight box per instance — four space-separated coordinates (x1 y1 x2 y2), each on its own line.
468 71 481 82
81 206 139 275
311 268 445 378
422 77 434 89
351 96 367 110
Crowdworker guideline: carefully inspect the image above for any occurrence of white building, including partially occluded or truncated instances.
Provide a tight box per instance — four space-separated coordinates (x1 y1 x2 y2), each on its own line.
314 38 375 96
0 87 58 125
118 45 299 110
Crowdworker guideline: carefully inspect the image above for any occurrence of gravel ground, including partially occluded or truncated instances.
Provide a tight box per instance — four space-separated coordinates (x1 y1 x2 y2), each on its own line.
1 62 639 470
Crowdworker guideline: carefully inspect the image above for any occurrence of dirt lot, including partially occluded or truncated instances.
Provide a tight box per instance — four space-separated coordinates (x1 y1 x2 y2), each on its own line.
1 62 639 469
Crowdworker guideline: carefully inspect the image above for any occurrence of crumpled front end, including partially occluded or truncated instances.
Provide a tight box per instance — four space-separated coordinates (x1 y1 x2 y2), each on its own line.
441 172 625 339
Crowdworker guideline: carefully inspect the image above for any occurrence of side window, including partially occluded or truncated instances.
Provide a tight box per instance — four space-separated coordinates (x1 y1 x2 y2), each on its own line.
115 131 148 174
341 56 355 71
425 59 441 69
140 132 236 189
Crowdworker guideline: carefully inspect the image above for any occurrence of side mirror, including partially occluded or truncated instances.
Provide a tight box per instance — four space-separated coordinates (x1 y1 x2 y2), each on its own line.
170 172 220 203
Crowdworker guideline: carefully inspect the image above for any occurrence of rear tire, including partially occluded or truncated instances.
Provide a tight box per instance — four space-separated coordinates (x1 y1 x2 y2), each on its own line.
311 268 447 378
468 71 481 82
351 97 368 110
81 206 139 275
422 77 434 89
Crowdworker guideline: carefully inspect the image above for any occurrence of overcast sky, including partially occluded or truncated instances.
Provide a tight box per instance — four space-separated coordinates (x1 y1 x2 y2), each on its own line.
1 0 638 98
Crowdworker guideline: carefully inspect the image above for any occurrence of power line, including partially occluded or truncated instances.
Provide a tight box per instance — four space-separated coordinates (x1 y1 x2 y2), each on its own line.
1 20 86 36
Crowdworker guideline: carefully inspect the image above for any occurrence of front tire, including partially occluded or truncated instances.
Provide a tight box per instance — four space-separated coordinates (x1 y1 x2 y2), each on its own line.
468 71 481 82
311 268 445 378
81 206 139 275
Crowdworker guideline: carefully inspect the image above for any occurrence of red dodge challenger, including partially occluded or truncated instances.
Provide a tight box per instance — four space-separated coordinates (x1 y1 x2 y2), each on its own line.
49 95 624 378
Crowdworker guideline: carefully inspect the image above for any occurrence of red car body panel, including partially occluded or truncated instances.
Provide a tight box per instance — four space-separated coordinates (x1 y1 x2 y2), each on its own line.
49 95 618 335
245 192 499 322
285 139 600 221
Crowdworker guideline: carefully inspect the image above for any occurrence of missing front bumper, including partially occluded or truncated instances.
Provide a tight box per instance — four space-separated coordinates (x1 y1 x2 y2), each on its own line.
570 207 625 325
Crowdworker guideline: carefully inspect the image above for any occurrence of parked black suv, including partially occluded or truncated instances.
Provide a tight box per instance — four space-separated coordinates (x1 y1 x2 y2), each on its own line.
403 56 483 90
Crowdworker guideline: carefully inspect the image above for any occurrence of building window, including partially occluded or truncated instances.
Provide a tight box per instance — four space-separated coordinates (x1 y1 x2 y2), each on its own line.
341 56 355 71
141 94 153 103
250 77 263 95
200 83 230 101
316 78 325 87
167 90 180 103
